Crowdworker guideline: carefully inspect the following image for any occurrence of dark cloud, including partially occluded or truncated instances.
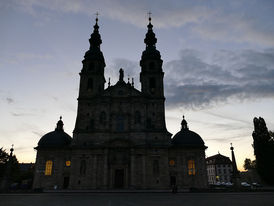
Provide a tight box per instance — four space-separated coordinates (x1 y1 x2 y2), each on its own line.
11 112 36 117
6 97 14 104
8 0 274 46
106 58 139 88
164 49 274 109
32 131 44 137
206 133 246 143
108 49 274 109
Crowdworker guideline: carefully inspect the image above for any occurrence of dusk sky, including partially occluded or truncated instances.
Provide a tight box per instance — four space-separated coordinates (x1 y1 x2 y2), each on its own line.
1 0 274 170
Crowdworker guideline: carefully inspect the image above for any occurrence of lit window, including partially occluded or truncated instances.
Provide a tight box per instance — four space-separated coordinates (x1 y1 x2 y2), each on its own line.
188 160 195 175
66 160 71 167
45 160 53 176
169 160 175 166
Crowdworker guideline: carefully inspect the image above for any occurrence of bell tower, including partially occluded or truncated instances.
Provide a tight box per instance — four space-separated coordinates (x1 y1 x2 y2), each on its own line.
140 15 164 98
74 16 106 134
78 16 106 98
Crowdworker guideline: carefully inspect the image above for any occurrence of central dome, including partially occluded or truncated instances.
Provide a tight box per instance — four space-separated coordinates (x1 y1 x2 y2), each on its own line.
171 116 206 148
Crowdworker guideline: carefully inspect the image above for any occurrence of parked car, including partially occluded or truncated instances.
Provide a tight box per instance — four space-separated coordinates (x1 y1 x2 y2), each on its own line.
241 182 251 187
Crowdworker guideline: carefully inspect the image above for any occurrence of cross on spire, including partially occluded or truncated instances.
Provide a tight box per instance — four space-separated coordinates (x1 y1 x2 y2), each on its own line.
95 12 99 22
148 11 152 22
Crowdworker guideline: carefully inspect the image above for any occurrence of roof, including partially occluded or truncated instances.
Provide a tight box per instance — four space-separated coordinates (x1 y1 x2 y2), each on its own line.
206 154 232 165
36 117 72 149
171 129 205 148
171 116 206 148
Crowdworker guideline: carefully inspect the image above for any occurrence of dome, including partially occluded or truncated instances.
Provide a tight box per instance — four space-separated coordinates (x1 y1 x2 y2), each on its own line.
171 116 206 148
37 117 72 148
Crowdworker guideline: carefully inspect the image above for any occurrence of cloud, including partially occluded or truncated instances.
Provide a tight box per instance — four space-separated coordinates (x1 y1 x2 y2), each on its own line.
106 58 139 88
164 48 274 109
6 97 14 104
6 0 274 47
11 112 36 117
103 48 274 109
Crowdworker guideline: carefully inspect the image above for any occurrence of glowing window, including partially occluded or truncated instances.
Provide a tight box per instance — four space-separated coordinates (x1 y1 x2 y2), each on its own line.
188 160 196 175
65 160 71 167
169 160 175 166
45 160 53 176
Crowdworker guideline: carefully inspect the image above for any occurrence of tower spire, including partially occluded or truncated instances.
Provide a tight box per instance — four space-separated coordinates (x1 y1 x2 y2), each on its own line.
89 14 102 50
144 12 157 48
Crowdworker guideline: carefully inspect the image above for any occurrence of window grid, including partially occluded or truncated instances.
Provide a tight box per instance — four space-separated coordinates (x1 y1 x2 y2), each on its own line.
45 160 53 176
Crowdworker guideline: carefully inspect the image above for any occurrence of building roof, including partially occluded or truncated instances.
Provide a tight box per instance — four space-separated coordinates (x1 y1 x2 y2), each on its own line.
36 117 72 149
171 116 206 148
206 153 232 165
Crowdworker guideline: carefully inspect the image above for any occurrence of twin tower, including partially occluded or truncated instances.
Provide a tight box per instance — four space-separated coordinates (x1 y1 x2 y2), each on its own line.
73 16 167 137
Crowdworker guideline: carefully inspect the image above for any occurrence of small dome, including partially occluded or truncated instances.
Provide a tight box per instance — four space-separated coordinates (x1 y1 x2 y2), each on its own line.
172 116 205 148
37 117 72 148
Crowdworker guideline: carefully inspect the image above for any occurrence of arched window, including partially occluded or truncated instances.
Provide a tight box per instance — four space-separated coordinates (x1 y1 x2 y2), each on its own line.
80 159 86 176
134 111 141 124
149 78 156 93
188 160 196 175
116 115 124 131
89 118 94 130
153 160 159 175
45 160 53 176
87 78 93 90
100 111 106 126
146 118 152 129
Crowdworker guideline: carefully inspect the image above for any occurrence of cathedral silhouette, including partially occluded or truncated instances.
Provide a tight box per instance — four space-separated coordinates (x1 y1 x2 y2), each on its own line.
33 16 208 190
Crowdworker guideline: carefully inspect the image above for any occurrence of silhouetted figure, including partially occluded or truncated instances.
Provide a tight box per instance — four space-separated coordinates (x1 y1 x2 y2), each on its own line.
172 184 178 194
119 68 124 82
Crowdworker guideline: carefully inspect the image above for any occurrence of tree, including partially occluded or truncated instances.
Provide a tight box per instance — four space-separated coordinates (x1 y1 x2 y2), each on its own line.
243 158 256 170
252 117 274 185
0 147 20 183
0 148 10 179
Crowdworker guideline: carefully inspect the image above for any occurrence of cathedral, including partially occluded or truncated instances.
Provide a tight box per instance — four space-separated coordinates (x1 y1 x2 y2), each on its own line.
33 16 208 190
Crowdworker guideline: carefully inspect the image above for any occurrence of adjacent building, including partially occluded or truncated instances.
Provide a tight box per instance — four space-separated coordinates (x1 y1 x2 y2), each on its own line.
206 153 232 184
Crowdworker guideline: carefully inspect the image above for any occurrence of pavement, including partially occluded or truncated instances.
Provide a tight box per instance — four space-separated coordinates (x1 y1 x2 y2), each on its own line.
1 192 274 206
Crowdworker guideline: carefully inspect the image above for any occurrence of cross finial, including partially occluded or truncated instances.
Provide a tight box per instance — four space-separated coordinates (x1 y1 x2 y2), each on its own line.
148 11 152 22
95 12 99 22
230 143 234 151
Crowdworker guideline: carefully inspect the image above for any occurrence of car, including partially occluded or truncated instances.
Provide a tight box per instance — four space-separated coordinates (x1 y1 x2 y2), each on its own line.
241 182 251 187
252 182 262 187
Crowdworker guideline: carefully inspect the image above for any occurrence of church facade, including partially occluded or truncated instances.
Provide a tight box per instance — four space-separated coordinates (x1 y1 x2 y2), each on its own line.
33 17 208 190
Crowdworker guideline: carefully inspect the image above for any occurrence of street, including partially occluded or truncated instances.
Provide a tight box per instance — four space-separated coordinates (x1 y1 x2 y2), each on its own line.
1 192 274 206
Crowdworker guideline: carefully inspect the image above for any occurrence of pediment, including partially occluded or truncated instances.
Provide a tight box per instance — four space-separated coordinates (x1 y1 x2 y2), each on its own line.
103 81 142 97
